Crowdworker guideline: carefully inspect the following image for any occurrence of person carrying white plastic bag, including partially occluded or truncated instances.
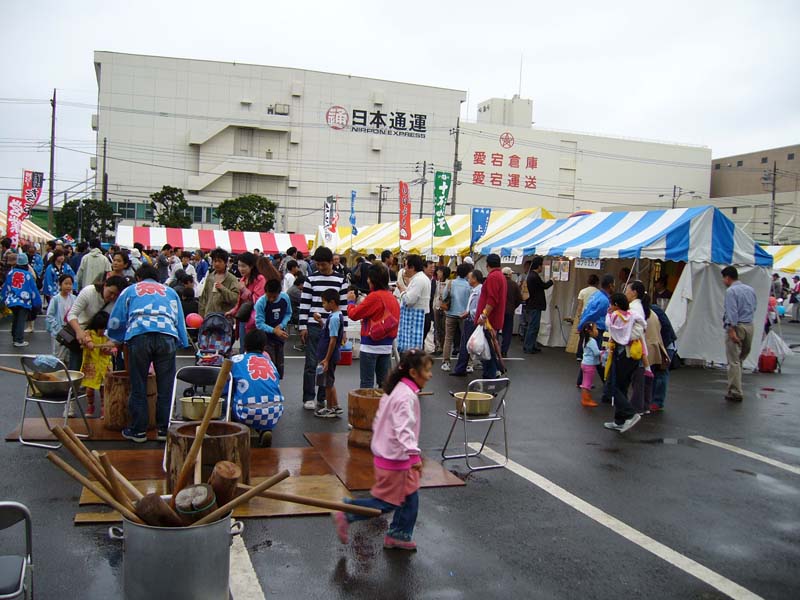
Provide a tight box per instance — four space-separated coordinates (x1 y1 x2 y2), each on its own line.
467 323 491 361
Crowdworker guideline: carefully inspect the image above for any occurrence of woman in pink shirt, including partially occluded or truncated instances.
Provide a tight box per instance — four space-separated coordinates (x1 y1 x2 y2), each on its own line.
227 252 266 345
332 349 433 551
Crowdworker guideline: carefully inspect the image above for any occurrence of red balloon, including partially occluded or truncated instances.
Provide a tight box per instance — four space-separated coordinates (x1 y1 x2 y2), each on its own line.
186 313 203 328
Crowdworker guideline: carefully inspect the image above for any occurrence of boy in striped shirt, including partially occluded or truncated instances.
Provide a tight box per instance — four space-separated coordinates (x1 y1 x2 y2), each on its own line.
298 247 348 410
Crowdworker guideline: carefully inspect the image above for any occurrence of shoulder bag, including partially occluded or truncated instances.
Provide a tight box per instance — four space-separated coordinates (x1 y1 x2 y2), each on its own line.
368 294 399 341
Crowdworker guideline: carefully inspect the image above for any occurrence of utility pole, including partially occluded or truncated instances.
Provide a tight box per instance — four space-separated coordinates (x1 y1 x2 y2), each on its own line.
671 184 677 209
377 184 387 223
450 120 461 216
416 160 432 219
102 137 108 203
769 160 777 244
48 88 56 232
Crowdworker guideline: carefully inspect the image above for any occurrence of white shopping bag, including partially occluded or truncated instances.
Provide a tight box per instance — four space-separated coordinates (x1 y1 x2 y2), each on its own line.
467 325 491 361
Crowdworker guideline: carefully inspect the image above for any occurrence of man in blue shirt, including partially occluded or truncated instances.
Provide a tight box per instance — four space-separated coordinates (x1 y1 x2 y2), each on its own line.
441 262 472 372
721 266 757 402
107 264 189 442
254 278 292 379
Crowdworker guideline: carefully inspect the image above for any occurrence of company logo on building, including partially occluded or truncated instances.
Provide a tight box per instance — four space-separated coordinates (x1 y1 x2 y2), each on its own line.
325 106 427 139
325 106 350 130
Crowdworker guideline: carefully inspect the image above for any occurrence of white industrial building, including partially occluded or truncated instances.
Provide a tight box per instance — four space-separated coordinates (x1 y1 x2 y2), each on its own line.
91 52 712 233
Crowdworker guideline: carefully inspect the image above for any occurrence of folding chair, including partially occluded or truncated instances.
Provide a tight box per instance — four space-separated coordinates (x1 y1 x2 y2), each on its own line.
162 365 233 471
441 377 510 471
0 501 33 599
18 355 90 449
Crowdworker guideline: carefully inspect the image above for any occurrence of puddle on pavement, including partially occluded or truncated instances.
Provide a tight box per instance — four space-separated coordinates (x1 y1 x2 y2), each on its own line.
637 437 682 445
732 469 800 495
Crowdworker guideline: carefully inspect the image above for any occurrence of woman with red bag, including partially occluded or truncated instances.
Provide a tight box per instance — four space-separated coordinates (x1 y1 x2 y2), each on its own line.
347 263 400 389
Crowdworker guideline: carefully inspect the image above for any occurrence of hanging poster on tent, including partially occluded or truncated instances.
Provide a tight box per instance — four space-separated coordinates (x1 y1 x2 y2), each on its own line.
470 207 491 248
323 195 338 233
574 258 601 270
399 181 412 241
432 171 452 237
559 260 570 281
543 260 552 280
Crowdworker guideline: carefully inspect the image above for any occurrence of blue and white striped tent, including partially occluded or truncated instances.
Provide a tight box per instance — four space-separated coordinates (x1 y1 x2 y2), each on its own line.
479 206 772 267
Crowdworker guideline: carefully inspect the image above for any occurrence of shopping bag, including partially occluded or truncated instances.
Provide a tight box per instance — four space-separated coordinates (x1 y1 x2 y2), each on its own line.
467 324 491 361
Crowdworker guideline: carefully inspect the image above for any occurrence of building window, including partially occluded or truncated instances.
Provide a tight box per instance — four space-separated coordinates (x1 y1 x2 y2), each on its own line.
135 203 153 221
714 163 721 170
789 153 795 160
111 201 136 219
736 160 743 167
732 207 738 215
206 207 220 224
761 157 768 164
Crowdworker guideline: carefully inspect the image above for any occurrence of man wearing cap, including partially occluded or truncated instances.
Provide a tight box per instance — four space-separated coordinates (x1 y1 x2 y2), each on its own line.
721 266 757 402
500 267 522 357
790 275 800 323
2 252 42 347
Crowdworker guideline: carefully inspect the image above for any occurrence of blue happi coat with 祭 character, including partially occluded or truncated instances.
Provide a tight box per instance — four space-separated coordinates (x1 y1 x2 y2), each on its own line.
2 267 42 310
106 278 189 347
230 352 284 432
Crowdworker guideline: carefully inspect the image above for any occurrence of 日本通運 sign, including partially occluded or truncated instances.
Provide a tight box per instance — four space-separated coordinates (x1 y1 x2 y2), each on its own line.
326 106 427 139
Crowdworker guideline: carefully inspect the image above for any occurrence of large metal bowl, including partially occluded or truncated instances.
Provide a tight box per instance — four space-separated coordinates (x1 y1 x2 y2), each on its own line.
31 371 85 397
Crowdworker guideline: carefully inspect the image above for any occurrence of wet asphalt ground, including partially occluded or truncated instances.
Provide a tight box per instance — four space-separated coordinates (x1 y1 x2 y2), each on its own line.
1 318 798 599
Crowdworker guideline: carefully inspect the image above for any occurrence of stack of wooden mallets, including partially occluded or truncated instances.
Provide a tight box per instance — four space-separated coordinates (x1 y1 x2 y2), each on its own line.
47 360 380 527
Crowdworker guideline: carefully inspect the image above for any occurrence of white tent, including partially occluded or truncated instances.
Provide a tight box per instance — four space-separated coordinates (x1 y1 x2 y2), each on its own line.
479 206 773 368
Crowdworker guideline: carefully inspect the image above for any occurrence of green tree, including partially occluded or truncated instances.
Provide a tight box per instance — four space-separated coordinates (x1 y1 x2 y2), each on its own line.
54 199 115 241
216 194 278 231
150 185 192 228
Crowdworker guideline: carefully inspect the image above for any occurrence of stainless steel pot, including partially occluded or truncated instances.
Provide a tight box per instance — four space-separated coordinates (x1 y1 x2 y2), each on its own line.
109 512 243 600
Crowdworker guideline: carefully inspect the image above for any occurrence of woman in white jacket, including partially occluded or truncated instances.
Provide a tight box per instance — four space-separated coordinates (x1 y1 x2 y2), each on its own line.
397 255 430 352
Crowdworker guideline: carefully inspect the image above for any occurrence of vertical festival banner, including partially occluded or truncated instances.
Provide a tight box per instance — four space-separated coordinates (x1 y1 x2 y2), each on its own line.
398 181 412 241
6 196 26 247
21 170 44 216
470 207 492 250
323 195 338 233
432 171 452 237
349 190 358 236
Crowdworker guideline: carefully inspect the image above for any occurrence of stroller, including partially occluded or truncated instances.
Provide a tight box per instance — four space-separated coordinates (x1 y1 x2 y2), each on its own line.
195 312 234 367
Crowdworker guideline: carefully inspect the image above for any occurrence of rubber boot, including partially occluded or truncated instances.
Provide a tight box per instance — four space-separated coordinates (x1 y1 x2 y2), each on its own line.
581 389 598 407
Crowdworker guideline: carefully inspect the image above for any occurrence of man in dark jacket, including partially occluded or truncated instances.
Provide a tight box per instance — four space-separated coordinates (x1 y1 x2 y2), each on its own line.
501 267 523 357
523 256 553 354
649 303 677 411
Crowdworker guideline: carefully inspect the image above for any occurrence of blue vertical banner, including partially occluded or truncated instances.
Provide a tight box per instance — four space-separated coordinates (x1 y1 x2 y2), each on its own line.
349 190 358 236
470 207 492 248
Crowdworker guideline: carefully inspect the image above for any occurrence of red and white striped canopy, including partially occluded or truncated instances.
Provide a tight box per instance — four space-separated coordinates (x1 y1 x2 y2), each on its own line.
116 225 309 255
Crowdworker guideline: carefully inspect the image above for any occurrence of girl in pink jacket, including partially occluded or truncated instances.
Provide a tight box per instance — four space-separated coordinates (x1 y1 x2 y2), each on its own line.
333 349 433 551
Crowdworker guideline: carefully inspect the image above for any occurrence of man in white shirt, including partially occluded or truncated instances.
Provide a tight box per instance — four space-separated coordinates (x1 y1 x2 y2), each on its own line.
283 260 299 293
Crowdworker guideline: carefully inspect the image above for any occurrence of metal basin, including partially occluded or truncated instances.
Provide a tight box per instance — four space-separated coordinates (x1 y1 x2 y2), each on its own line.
31 371 84 397
453 391 493 415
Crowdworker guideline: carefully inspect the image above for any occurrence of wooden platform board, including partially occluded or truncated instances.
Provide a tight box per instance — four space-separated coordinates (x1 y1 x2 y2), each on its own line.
6 418 160 442
304 432 465 491
75 474 347 524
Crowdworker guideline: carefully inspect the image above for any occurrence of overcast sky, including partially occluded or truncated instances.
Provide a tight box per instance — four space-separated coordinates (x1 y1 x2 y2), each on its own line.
1 0 798 200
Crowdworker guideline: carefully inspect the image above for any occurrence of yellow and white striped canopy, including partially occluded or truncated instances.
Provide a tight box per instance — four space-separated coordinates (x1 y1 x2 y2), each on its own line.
766 245 800 274
317 207 552 256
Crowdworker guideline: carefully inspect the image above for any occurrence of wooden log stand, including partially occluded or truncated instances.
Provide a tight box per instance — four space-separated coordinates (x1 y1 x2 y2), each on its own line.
166 421 250 492
347 388 383 448
103 371 158 431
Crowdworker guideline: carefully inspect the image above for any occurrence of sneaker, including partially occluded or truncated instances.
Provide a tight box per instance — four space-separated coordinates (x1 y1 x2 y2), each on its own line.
466 365 474 374
303 400 316 410
66 402 76 418
332 406 344 416
156 428 168 442
332 511 349 544
121 428 147 443
315 407 337 419
13 341 29 348
619 413 642 433
259 430 273 448
383 535 417 551
85 404 96 418
440 361 451 372
603 421 624 432
649 404 663 413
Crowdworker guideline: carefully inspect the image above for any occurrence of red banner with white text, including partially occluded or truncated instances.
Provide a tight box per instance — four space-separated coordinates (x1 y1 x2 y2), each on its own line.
21 170 44 216
6 196 26 247
398 181 411 241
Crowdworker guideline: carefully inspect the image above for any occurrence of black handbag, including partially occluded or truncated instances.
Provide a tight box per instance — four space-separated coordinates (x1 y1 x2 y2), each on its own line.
235 301 254 322
56 322 82 353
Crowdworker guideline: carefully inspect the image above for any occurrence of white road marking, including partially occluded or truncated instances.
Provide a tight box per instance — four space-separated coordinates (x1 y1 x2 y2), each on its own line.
229 534 265 600
689 435 800 476
471 444 764 600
